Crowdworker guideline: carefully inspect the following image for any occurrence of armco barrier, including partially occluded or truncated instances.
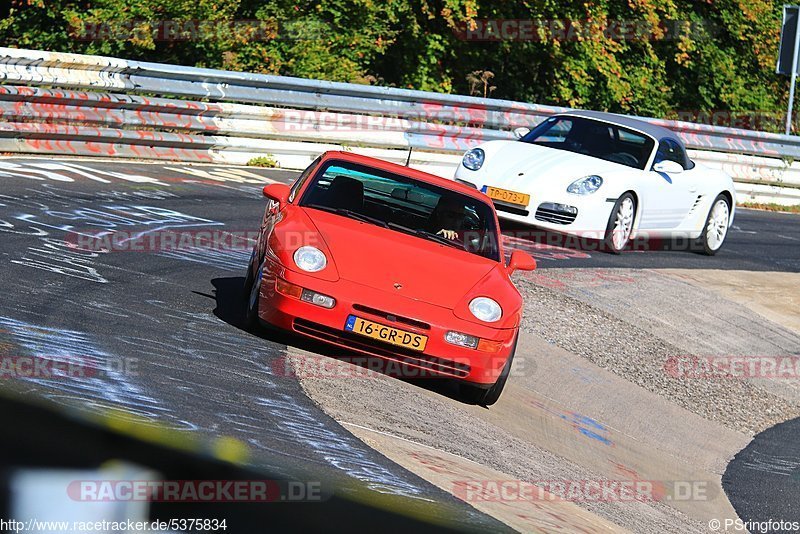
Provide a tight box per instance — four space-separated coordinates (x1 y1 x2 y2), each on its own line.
0 47 798 205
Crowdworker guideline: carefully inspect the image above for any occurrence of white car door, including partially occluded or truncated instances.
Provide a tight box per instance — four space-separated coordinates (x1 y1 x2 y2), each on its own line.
637 139 697 230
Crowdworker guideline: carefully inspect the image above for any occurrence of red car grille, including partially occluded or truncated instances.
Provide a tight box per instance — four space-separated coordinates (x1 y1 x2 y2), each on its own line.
351 304 431 331
292 319 470 378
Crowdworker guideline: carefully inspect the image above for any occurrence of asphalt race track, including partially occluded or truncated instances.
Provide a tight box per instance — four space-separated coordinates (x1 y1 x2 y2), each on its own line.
723 417 800 529
0 158 509 531
2 158 797 270
0 157 798 530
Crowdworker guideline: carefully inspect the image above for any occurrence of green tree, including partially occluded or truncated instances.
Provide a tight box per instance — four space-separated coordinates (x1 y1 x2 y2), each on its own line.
0 0 791 131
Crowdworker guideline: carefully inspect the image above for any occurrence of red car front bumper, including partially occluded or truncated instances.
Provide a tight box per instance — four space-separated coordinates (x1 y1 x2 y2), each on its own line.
257 258 517 386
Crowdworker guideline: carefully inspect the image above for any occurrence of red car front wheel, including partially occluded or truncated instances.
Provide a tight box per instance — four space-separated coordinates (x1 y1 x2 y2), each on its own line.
244 258 264 330
459 335 517 406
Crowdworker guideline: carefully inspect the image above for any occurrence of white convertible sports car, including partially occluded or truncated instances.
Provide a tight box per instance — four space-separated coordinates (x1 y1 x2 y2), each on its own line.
454 110 736 254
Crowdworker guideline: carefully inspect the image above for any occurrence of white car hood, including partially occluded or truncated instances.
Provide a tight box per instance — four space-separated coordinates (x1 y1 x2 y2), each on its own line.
479 141 634 188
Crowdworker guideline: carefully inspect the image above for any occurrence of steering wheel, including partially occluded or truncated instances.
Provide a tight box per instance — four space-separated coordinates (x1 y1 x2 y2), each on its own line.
460 211 487 251
606 152 639 167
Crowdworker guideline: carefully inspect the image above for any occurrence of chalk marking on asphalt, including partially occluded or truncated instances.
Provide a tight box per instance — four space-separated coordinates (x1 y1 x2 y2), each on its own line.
740 450 800 476
778 234 800 241
213 168 273 180
165 166 277 184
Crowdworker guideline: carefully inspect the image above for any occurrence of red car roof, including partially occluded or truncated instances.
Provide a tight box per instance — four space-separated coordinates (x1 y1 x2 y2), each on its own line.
317 151 490 204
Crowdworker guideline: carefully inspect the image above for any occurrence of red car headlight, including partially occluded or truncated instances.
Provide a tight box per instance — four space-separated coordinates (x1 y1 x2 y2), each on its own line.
293 246 327 272
468 297 503 323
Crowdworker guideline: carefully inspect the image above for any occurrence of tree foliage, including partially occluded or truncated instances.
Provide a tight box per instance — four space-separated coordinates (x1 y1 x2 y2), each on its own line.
0 0 789 130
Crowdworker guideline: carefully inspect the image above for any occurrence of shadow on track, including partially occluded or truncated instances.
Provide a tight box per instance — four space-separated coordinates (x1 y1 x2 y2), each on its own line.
206 277 473 404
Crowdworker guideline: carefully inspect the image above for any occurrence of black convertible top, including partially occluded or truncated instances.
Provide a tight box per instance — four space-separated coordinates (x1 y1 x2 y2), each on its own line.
559 110 685 148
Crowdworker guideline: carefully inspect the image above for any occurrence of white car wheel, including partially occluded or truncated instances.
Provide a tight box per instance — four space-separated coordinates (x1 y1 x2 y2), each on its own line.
604 193 635 254
699 195 730 255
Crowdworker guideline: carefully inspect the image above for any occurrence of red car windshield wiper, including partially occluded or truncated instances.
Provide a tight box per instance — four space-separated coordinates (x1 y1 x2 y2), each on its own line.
307 204 467 252
305 204 388 228
387 222 465 252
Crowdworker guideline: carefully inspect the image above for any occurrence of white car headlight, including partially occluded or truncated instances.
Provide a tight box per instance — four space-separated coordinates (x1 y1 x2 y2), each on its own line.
462 148 485 171
567 175 604 195
469 297 502 323
293 246 327 272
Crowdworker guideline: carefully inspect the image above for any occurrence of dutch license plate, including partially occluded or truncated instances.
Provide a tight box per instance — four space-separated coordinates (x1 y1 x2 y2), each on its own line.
344 315 427 351
485 186 530 207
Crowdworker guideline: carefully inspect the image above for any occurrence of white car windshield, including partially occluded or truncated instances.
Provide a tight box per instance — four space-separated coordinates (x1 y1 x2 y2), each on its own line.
520 116 656 170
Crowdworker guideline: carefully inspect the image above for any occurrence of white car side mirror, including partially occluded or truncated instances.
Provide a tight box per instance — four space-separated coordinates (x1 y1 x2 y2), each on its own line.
513 127 531 139
653 160 684 174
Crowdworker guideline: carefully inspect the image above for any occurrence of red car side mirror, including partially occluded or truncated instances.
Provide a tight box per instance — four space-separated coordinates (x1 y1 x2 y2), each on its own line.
262 183 291 207
507 250 536 275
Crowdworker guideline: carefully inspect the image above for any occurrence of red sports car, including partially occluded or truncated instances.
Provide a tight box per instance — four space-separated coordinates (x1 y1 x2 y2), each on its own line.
243 151 536 405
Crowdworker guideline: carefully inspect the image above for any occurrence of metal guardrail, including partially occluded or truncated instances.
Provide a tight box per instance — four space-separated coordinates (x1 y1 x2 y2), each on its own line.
0 47 799 205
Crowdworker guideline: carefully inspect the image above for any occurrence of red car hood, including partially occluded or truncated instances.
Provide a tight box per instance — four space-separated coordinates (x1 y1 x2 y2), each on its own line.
306 209 497 309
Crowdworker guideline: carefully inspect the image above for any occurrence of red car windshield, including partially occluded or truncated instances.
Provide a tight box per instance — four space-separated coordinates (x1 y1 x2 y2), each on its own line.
298 160 501 261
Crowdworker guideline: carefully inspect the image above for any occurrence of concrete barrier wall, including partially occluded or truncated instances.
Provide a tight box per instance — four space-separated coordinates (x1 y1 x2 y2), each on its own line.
1 48 798 205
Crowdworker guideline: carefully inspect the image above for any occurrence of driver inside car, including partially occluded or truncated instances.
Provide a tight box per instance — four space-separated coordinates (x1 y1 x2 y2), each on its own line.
429 196 468 240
